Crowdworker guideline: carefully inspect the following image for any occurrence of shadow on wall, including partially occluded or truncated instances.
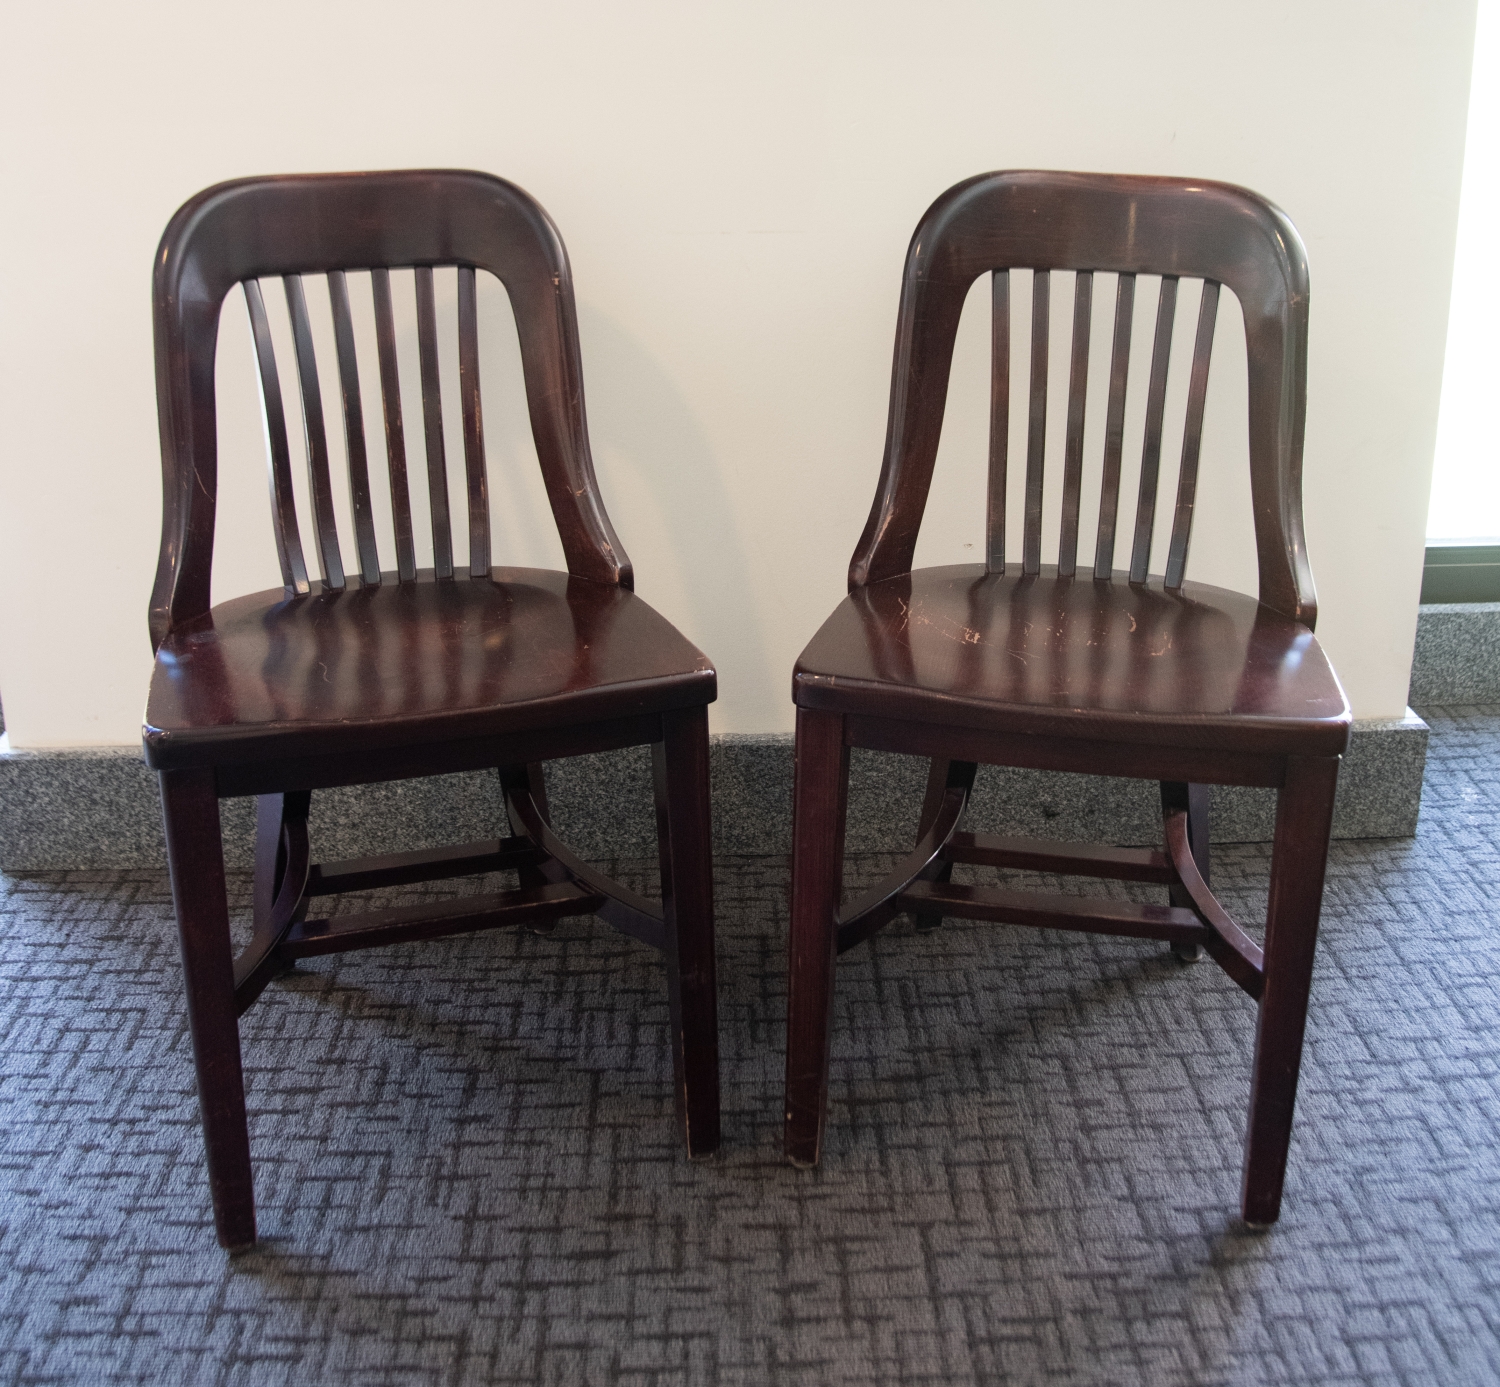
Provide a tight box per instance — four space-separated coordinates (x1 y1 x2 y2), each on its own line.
574 303 772 717
526 302 779 855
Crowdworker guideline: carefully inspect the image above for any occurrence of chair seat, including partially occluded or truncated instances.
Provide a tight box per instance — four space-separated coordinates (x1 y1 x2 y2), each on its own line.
793 565 1350 757
144 568 715 771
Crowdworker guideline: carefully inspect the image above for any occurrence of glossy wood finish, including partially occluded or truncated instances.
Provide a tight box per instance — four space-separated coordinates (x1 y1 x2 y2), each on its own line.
414 265 455 579
152 170 634 649
786 171 1348 1228
283 275 346 590
836 757 973 954
144 568 714 771
1056 270 1092 577
327 270 382 587
1128 277 1176 583
458 265 491 579
1167 283 1222 589
985 271 1010 573
908 754 961 932
795 565 1348 756
1242 754 1338 1224
159 768 253 1249
149 170 719 1250
243 281 310 595
784 708 849 1168
1022 269 1049 575
1094 272 1137 580
370 268 418 582
653 706 723 1156
850 172 1315 626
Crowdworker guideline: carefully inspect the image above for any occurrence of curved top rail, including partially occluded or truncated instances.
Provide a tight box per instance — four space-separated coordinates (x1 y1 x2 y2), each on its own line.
848 170 1315 628
150 169 632 651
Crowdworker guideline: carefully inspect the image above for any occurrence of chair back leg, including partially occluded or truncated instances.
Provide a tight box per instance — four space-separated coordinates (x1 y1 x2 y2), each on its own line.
252 790 311 941
499 763 560 934
784 708 851 1167
160 768 256 1251
252 794 286 933
1242 753 1340 1226
652 705 722 1158
1162 781 1211 962
911 757 974 933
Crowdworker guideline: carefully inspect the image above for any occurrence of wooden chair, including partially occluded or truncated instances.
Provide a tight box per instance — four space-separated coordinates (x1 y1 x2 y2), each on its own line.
783 171 1350 1227
145 171 720 1250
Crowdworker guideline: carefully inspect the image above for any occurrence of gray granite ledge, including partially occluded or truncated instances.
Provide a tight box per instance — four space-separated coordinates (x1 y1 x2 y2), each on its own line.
0 713 1428 871
1410 602 1500 705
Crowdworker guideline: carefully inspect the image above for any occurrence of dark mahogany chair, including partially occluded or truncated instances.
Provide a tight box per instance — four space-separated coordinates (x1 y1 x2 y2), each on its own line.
783 171 1350 1227
145 170 719 1250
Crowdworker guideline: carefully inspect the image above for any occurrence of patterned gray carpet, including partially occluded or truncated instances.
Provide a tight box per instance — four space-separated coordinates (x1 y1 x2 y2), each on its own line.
1 708 1497 1385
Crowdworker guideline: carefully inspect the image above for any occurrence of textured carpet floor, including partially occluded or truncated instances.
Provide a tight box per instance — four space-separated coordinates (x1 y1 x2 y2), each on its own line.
1 708 1498 1386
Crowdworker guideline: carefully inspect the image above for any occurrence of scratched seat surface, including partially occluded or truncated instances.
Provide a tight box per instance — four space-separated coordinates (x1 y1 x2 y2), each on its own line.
794 564 1349 756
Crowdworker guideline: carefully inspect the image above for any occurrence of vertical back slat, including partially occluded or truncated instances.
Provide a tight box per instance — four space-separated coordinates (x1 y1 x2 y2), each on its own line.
283 275 346 590
1093 273 1136 579
985 270 1010 574
457 266 491 578
326 271 382 586
242 281 310 596
370 269 417 583
1057 270 1093 577
1127 275 1179 584
1021 269 1050 576
1164 280 1221 589
414 266 455 580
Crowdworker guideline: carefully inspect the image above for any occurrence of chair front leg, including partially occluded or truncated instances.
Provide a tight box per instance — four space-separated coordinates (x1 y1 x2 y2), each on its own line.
652 706 721 1159
1241 754 1340 1227
784 708 851 1167
159 768 256 1251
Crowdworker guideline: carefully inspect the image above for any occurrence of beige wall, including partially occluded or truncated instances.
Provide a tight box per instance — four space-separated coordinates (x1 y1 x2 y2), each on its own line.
0 0 1476 745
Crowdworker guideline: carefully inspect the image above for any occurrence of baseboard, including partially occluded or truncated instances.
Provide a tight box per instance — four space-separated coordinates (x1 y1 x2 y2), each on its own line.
0 713 1428 871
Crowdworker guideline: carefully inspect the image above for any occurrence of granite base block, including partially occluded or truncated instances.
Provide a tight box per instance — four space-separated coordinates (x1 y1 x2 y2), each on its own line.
1410 603 1500 705
0 713 1427 871
0 746 514 875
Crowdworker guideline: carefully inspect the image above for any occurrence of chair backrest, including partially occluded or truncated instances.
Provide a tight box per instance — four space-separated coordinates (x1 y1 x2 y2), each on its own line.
849 171 1316 628
150 169 631 652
